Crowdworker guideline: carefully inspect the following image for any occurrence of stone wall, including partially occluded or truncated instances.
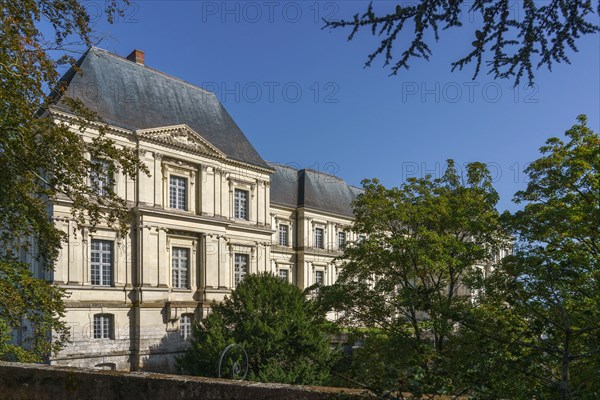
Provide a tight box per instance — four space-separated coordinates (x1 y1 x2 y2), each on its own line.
0 362 370 400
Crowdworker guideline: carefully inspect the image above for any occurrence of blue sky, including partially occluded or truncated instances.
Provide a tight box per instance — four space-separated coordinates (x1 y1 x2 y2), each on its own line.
59 1 599 211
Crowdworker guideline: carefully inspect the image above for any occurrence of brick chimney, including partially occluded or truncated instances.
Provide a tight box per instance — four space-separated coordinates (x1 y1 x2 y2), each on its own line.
126 49 145 65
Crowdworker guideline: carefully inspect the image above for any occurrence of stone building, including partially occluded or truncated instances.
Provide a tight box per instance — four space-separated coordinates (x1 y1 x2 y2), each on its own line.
42 47 361 371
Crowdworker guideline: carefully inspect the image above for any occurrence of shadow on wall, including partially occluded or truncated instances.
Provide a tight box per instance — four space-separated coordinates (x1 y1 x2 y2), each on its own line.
140 330 190 373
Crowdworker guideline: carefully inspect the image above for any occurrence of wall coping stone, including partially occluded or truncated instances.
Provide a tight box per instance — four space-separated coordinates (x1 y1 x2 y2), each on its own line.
0 361 371 400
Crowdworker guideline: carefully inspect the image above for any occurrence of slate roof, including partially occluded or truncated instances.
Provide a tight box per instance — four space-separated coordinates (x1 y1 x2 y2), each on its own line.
52 47 270 169
268 162 362 218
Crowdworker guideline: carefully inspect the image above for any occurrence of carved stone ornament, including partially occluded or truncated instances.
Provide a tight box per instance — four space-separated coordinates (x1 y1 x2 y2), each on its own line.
136 125 226 158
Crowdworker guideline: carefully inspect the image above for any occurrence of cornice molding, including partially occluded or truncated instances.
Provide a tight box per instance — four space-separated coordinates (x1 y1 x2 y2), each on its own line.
136 124 226 159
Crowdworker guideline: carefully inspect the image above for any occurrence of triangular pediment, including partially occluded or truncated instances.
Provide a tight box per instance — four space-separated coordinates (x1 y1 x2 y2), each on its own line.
136 124 225 158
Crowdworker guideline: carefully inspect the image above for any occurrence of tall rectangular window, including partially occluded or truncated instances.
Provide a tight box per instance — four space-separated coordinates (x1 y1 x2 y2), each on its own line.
93 314 113 339
234 189 248 220
180 314 193 340
279 269 289 282
315 228 324 249
338 231 346 249
279 224 289 246
90 159 113 196
315 270 324 285
234 253 248 286
169 176 187 210
172 247 189 288
91 240 113 286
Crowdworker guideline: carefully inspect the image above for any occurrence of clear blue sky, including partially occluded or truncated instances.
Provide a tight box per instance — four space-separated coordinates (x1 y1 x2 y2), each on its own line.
58 1 600 211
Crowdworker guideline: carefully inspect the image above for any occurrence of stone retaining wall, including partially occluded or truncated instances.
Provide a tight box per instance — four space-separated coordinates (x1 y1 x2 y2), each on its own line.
0 361 370 400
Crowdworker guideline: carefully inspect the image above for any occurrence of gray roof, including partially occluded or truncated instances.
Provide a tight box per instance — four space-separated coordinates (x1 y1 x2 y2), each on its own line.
53 47 270 169
268 162 362 217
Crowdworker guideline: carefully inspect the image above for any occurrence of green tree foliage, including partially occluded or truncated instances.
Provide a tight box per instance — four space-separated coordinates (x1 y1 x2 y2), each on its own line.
0 1 145 361
324 1 599 85
456 115 600 399
177 273 336 385
318 161 507 396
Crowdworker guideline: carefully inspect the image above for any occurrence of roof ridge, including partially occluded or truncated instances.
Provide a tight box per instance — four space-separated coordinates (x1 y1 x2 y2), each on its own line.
267 161 300 171
304 167 345 182
90 46 216 97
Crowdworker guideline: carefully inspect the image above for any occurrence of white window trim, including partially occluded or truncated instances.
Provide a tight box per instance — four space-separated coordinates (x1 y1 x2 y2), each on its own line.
87 230 119 286
180 314 194 340
228 178 255 222
314 227 325 250
233 252 250 288
233 188 250 220
337 231 347 250
90 239 113 287
171 247 190 289
90 158 114 197
168 237 196 290
278 267 291 283
278 223 290 247
163 161 196 213
93 314 113 340
314 269 325 286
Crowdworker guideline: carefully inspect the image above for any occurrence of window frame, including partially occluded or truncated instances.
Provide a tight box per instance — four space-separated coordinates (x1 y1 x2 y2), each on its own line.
314 227 325 249
234 253 249 287
90 239 113 287
278 224 289 246
90 158 114 197
93 314 113 340
338 231 346 250
314 270 325 285
278 268 290 282
171 247 190 289
180 314 193 340
169 175 188 211
234 189 249 220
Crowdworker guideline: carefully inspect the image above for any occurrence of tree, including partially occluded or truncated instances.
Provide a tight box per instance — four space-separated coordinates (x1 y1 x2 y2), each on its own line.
318 160 507 396
0 1 145 361
177 273 336 385
457 115 600 399
324 1 600 86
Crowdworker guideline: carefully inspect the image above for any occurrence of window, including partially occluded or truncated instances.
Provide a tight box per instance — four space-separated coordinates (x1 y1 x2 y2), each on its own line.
315 228 324 249
169 176 187 210
91 240 113 286
234 253 248 286
338 231 346 249
279 269 289 282
279 224 289 246
90 159 113 196
315 270 324 285
234 189 248 220
93 314 113 339
180 314 193 340
172 247 189 288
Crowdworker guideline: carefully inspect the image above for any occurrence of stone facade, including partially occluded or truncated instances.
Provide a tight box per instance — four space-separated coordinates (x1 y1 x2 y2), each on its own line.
31 48 363 372
48 116 275 371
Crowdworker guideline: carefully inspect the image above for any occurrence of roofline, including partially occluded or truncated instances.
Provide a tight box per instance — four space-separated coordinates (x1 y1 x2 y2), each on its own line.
49 108 275 175
296 204 356 220
90 47 217 98
268 161 363 189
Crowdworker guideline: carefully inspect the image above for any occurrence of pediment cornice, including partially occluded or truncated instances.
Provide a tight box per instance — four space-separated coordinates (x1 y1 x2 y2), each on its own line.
136 124 226 159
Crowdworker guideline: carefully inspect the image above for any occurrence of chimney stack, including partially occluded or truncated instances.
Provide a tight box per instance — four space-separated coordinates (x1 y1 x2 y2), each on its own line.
126 49 145 65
